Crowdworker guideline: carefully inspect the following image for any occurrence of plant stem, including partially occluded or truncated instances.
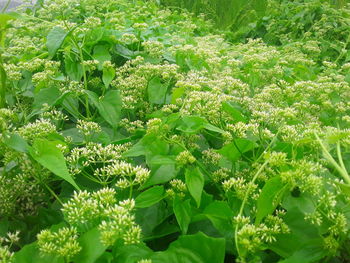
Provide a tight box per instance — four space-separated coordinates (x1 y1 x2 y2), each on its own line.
44 183 63 205
129 184 134 199
314 133 350 185
234 159 269 259
1 0 11 13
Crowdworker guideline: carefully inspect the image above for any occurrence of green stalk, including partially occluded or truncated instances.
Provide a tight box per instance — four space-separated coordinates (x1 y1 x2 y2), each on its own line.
44 183 63 205
314 133 350 185
234 131 280 259
337 141 347 173
0 61 6 108
1 0 11 13
234 159 269 259
129 183 134 199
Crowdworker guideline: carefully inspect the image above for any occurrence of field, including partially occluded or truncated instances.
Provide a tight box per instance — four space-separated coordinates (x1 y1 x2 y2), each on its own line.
1 0 350 262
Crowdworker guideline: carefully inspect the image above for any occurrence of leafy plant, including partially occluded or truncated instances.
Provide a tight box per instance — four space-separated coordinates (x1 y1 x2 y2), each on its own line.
1 0 350 262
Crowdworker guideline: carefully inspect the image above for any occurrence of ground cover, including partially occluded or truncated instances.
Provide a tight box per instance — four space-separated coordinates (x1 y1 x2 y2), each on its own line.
1 0 350 262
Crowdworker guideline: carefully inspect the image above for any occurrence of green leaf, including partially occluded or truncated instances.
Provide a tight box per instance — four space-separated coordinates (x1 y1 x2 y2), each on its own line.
14 242 63 263
87 90 122 128
335 181 350 197
29 139 80 190
95 252 113 263
93 45 111 69
203 201 234 219
142 164 176 189
173 197 191 234
135 186 165 208
255 176 288 224
251 0 267 16
279 241 328 263
114 244 153 263
268 207 321 258
73 228 107 263
202 123 225 134
98 90 122 127
218 138 256 162
0 218 9 236
171 86 185 104
64 52 83 81
102 65 115 88
135 202 172 238
3 133 29 153
203 201 234 237
147 76 168 104
0 14 15 26
148 155 176 166
32 86 61 114
0 63 6 108
185 167 204 208
176 116 224 134
123 134 169 158
62 95 81 119
222 101 246 123
150 232 225 263
115 44 134 59
177 116 206 133
47 27 68 58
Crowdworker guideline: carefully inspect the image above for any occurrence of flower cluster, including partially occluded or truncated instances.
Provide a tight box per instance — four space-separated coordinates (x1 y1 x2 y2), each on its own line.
62 188 141 246
37 227 81 259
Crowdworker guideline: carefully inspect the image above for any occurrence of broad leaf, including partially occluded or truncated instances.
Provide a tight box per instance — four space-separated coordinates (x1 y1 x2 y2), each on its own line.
255 176 288 224
218 138 256 162
102 65 115 88
123 134 169 158
65 52 83 81
269 207 321 258
87 90 122 128
29 139 80 190
0 14 15 26
0 63 6 108
185 167 204 208
148 76 168 104
142 164 176 189
32 86 61 114
177 116 206 133
279 241 328 263
93 45 111 69
14 242 63 263
115 44 134 59
114 244 153 263
203 201 234 237
3 133 29 153
222 101 246 123
173 197 191 234
73 228 107 263
135 186 165 208
151 232 226 263
98 90 122 128
203 201 234 219
47 27 68 58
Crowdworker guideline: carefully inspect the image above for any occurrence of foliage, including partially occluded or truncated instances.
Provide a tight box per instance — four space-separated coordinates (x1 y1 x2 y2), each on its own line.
238 0 350 64
0 0 350 263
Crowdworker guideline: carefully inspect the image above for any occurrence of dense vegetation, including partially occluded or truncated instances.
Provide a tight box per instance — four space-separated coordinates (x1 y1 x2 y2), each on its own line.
1 0 350 262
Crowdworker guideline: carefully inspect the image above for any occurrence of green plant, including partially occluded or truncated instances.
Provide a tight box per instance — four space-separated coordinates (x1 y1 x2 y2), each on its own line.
1 0 350 262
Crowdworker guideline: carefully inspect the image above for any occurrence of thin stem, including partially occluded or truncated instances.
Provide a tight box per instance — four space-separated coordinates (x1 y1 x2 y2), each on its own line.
81 170 103 184
70 35 91 118
1 0 11 13
234 159 269 259
44 183 63 205
129 183 134 199
314 133 350 185
337 141 347 173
